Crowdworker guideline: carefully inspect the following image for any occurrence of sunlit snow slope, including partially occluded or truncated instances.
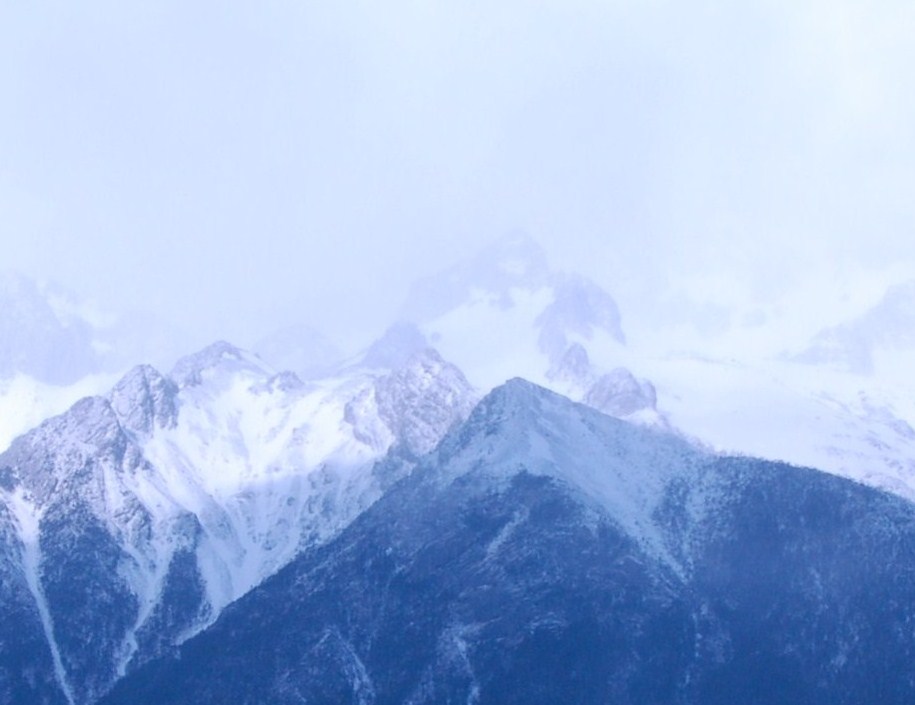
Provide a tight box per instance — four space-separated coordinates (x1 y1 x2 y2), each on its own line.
0 341 475 703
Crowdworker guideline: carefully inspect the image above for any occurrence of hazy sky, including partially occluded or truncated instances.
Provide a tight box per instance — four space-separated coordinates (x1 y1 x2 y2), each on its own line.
3 1 915 352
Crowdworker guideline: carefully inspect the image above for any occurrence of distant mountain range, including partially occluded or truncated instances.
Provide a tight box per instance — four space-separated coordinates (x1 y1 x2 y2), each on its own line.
3 236 915 702
5 375 915 704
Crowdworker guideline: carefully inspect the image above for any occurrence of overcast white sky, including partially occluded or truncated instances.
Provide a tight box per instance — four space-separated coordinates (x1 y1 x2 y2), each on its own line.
3 1 915 352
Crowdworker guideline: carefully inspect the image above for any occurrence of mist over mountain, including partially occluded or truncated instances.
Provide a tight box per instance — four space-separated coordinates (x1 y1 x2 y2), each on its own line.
5 230 915 501
795 279 915 374
0 272 99 386
253 325 344 380
392 233 632 400
3 236 915 701
0 271 194 384
400 233 554 323
4 2 915 702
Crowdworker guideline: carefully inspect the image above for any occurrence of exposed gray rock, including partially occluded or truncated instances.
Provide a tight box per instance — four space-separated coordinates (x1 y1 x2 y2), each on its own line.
109 366 179 437
585 367 657 417
546 342 594 388
374 348 477 458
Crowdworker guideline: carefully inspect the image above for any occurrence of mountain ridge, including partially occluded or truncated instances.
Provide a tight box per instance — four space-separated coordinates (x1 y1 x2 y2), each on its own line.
0 342 477 703
99 377 915 705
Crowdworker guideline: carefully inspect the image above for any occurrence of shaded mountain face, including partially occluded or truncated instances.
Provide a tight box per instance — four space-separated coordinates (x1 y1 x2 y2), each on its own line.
0 501 67 705
101 381 915 705
0 272 186 387
0 343 475 705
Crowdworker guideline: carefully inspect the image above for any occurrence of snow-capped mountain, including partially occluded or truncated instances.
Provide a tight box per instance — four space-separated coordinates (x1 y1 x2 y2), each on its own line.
383 237 915 504
624 274 915 502
100 380 915 704
4 235 915 703
389 232 659 423
0 372 120 458
0 272 122 455
0 272 189 455
635 352 915 502
5 240 915 512
0 341 475 704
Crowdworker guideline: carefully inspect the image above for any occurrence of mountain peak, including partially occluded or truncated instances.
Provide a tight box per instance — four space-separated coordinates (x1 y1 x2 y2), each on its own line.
1 394 125 505
486 230 550 279
447 376 550 432
109 364 179 436
536 274 625 361
483 375 548 407
360 347 477 459
585 368 657 418
169 341 270 388
362 322 429 370
432 376 697 564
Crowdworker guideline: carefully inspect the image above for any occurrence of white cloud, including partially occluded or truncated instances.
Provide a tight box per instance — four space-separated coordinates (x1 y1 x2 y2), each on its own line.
1 1 913 355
